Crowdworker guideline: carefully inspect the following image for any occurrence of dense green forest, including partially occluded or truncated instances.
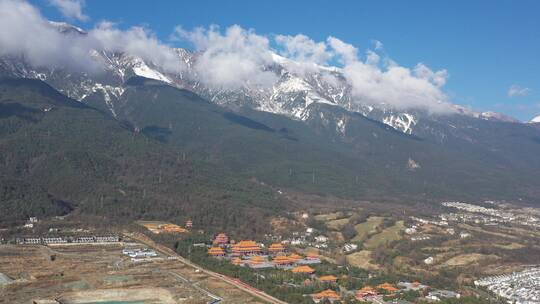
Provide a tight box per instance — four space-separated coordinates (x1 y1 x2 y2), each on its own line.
2 77 540 232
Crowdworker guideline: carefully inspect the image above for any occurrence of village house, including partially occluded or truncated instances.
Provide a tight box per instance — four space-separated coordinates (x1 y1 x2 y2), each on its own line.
343 243 358 253
426 289 460 301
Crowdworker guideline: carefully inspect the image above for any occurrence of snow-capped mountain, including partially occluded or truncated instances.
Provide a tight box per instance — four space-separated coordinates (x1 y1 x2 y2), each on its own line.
530 115 540 124
0 22 525 137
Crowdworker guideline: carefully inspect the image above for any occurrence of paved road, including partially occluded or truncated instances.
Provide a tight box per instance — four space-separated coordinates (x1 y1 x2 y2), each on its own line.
123 232 288 304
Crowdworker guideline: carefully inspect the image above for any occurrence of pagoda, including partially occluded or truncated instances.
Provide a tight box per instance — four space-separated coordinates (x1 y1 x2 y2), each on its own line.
231 240 261 256
213 233 229 246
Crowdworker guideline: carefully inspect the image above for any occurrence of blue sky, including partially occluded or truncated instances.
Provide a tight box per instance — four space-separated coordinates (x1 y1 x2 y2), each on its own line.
31 0 540 120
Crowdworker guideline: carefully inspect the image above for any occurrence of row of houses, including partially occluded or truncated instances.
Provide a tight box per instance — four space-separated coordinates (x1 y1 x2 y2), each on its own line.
16 235 120 245
475 268 540 303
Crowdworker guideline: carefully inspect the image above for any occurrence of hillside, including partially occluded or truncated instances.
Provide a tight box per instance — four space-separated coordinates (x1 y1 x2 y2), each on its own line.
90 77 540 202
2 76 540 233
0 78 285 234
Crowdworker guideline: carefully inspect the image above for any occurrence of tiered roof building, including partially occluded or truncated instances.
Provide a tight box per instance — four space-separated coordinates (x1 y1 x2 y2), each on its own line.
319 275 338 283
356 286 378 300
289 253 303 262
377 282 399 293
312 289 340 303
250 256 265 265
292 265 315 274
213 233 229 246
231 240 261 256
272 255 295 266
268 243 285 254
208 247 225 257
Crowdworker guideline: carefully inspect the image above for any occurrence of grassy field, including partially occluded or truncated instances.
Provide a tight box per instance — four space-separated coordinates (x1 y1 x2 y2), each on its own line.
352 216 384 242
326 218 351 231
314 212 347 221
364 220 404 249
346 250 379 270
440 253 500 267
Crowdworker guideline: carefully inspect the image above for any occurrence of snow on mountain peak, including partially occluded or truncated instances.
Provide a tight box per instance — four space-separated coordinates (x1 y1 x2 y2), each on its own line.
48 21 86 35
530 115 540 124
479 111 519 123
130 58 172 84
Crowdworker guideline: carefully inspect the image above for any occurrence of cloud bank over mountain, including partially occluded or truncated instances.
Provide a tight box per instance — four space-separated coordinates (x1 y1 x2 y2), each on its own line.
49 0 89 22
0 0 184 74
0 0 453 113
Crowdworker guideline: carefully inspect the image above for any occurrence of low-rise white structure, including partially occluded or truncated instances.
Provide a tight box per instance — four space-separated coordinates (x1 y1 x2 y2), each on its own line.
475 268 540 304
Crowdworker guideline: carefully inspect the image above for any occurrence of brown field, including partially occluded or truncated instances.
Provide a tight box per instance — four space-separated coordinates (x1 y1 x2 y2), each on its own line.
137 221 187 234
0 243 263 304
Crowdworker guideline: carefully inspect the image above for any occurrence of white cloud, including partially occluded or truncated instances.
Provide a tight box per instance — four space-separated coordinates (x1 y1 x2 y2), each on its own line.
326 37 453 113
0 0 184 74
90 22 184 73
49 0 88 22
275 34 331 65
174 25 276 89
327 36 358 65
508 84 531 97
373 39 384 50
0 0 95 71
0 1 455 113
